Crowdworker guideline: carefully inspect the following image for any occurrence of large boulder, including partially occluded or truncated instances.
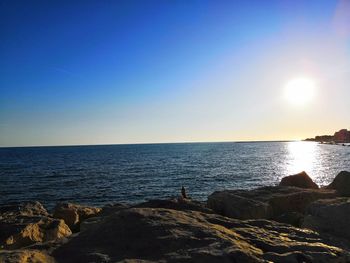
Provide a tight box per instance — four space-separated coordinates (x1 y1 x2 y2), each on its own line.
0 250 55 263
52 207 350 263
302 198 350 241
326 171 350 196
53 203 101 232
207 186 335 221
279 171 319 189
0 202 71 249
207 191 273 219
267 188 335 216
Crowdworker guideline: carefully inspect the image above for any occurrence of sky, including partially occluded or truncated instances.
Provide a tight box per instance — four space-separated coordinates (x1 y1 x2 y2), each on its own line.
1 0 350 147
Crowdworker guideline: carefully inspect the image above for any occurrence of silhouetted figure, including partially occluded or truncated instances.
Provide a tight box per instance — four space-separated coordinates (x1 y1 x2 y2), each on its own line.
181 186 188 199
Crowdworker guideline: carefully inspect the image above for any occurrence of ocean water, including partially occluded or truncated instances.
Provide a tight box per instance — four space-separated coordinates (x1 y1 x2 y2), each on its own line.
0 141 349 209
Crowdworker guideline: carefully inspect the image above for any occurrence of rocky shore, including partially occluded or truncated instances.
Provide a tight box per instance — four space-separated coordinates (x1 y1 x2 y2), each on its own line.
1 171 350 263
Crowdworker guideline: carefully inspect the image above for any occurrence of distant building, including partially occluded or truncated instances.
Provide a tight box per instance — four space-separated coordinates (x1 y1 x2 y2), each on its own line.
334 129 350 143
304 128 350 143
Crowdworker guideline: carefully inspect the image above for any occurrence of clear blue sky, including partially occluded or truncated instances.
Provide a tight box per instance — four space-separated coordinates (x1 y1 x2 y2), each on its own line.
1 0 349 146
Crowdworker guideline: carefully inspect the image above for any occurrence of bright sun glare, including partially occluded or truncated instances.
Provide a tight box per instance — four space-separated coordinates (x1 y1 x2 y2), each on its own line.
284 77 316 106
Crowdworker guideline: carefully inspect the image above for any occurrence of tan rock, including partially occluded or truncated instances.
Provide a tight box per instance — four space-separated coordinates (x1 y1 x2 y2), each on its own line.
0 250 55 263
0 202 72 249
53 203 101 232
0 217 71 249
0 202 49 218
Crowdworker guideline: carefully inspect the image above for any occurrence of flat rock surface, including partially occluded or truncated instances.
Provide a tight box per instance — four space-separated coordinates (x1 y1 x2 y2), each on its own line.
52 207 350 263
207 186 336 220
133 198 214 214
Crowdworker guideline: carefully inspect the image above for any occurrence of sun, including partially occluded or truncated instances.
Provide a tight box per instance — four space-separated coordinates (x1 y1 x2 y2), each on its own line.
284 77 316 106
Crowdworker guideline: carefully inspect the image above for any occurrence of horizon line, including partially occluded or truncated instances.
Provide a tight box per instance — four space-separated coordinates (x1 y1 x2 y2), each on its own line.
0 139 302 149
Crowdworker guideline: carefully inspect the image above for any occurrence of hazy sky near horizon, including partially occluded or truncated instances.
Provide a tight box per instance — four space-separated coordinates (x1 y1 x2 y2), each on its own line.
1 0 350 147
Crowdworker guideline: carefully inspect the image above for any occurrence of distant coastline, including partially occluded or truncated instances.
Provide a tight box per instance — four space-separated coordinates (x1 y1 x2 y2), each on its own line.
0 140 295 149
304 128 350 144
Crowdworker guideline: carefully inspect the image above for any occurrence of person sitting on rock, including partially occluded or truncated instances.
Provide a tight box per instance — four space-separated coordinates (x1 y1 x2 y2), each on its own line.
181 186 188 199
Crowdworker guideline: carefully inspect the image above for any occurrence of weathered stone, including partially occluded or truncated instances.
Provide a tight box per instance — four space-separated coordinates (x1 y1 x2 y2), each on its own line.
302 198 350 241
99 203 129 217
0 202 71 249
275 212 304 227
52 208 350 263
207 186 335 220
207 191 273 219
0 216 72 249
54 207 79 230
268 188 335 216
279 171 319 189
134 198 214 214
80 203 130 233
0 201 49 217
80 199 213 234
326 171 350 196
53 202 101 232
79 216 104 233
0 250 55 263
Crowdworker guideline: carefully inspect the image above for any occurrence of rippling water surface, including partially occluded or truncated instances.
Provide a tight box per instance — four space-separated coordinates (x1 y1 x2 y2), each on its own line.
1 141 349 208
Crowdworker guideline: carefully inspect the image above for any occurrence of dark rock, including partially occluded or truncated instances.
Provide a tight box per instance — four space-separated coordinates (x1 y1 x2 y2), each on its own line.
52 207 350 263
207 186 335 220
326 171 350 196
207 191 272 219
302 198 350 241
134 198 214 214
275 212 304 227
268 188 335 216
279 171 319 189
100 203 129 216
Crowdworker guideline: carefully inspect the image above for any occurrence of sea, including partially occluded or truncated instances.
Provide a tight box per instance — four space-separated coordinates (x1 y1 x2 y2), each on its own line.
1 141 349 209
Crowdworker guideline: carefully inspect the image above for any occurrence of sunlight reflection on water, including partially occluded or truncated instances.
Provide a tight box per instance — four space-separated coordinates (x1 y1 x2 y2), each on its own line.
285 141 319 177
284 141 348 186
